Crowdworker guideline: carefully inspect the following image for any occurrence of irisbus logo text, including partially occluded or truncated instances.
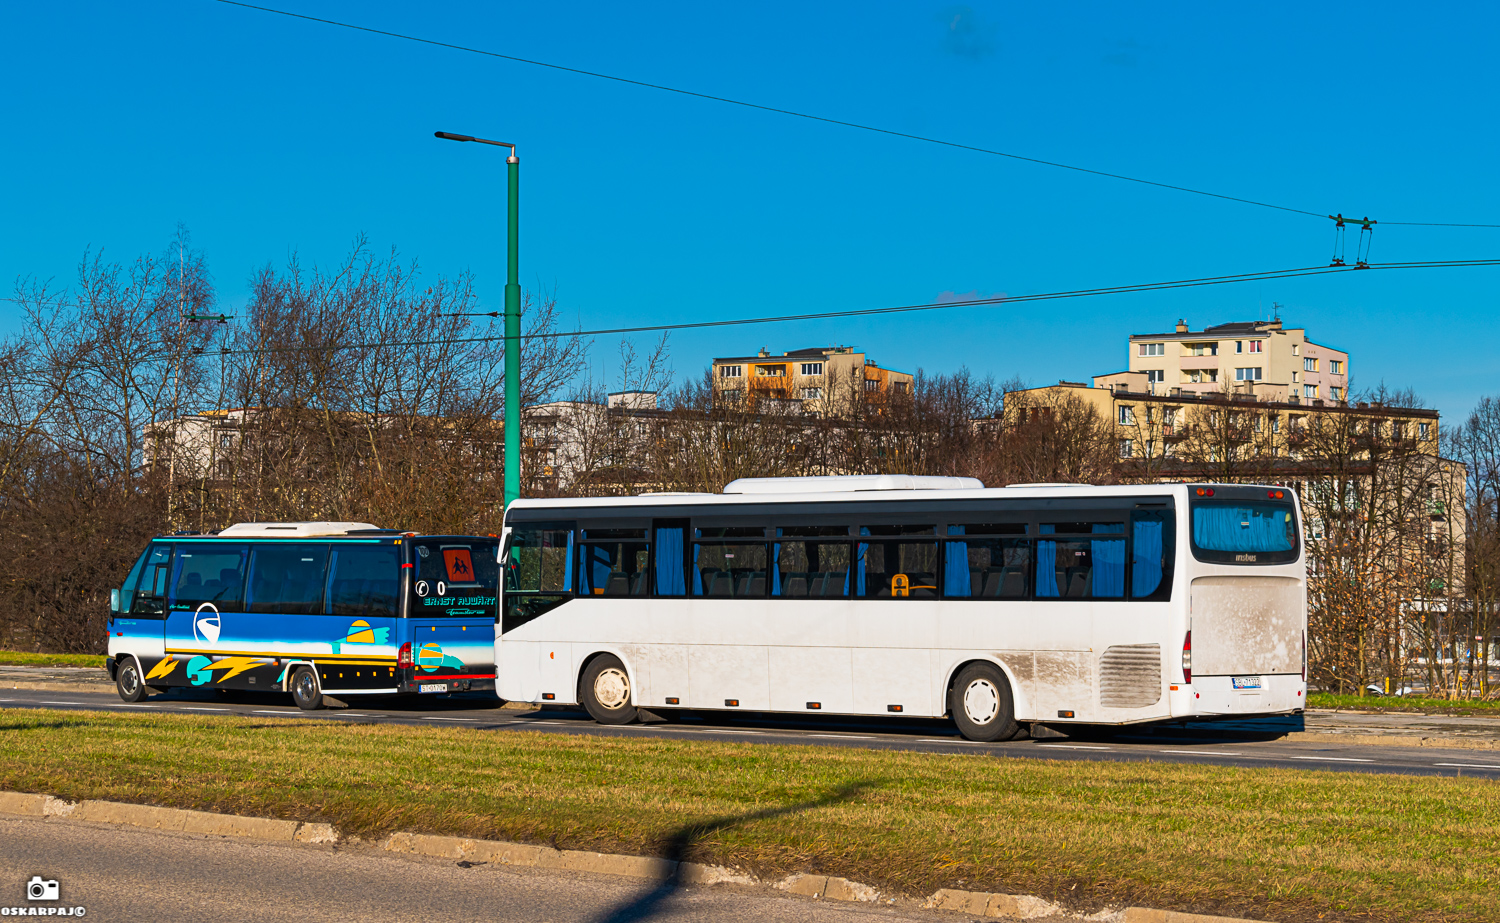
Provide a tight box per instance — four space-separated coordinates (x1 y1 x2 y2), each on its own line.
1235 553 1257 562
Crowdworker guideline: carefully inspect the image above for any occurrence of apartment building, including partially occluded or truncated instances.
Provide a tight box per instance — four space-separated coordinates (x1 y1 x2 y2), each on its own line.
711 345 914 416
1129 318 1349 403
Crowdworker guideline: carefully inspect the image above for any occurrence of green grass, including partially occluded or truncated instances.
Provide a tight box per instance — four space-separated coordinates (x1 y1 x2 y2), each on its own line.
0 650 105 668
1 711 1497 922
1309 692 1500 715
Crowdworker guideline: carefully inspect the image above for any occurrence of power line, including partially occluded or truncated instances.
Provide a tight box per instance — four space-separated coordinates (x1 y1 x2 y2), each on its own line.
94 258 1494 357
212 0 1333 220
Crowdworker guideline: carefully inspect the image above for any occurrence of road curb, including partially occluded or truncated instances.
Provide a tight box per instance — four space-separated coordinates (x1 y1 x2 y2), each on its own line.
0 792 1263 922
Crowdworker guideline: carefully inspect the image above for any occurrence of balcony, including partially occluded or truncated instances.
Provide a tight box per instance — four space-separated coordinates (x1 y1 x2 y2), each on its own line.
1180 355 1220 371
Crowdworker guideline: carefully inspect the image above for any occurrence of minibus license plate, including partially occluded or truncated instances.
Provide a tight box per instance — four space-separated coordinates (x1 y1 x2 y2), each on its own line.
1231 676 1262 690
419 683 448 694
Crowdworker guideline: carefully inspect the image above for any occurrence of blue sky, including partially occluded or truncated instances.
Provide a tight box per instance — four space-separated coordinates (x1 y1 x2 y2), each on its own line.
3 1 1497 420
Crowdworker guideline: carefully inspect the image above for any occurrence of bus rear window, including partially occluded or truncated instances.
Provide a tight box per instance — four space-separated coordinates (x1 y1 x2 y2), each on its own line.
1190 501 1299 564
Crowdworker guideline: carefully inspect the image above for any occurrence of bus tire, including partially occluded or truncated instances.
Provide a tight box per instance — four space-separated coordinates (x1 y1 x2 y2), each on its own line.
950 662 1019 742
116 657 148 703
290 666 323 711
580 654 638 725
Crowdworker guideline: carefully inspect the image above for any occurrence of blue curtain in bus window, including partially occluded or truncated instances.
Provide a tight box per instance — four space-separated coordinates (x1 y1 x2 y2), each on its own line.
692 544 704 595
1036 524 1058 597
1091 524 1125 597
855 527 870 596
944 525 970 597
1131 515 1164 597
1195 506 1294 552
654 527 685 596
770 538 782 597
578 545 613 595
563 531 575 590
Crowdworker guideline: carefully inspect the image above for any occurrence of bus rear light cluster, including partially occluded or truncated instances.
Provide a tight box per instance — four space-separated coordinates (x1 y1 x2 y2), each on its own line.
1268 490 1286 499
397 642 413 668
1195 487 1215 497
1182 630 1193 683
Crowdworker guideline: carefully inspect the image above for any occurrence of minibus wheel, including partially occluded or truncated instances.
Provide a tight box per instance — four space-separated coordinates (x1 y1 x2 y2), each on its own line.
290 666 323 711
580 654 638 725
950 662 1020 742
116 657 147 703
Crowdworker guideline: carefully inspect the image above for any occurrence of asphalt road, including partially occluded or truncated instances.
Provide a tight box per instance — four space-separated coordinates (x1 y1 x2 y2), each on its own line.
0 814 939 923
4 682 1500 779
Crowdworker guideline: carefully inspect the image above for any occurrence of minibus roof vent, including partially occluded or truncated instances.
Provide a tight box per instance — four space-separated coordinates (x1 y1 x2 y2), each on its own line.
723 475 984 494
216 521 384 537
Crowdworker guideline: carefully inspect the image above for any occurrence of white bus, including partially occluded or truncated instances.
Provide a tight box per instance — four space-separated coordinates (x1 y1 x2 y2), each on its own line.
496 476 1306 741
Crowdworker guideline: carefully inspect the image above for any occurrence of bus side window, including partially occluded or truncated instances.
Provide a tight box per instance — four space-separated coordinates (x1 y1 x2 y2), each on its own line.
1130 510 1175 599
328 545 401 617
246 544 328 615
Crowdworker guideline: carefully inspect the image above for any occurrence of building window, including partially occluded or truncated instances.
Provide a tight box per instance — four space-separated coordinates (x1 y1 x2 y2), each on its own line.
720 389 742 402
1145 406 1154 423
756 364 786 377
800 387 823 400
1189 343 1218 356
219 434 234 449
1119 439 1133 458
1145 439 1155 457
1163 408 1177 426
1146 369 1164 384
1235 341 1243 353
1235 367 1263 381
719 365 743 378
863 379 879 391
1293 343 1301 356
1139 343 1164 357
1329 359 1343 374
892 380 909 393
1329 386 1342 401
1394 421 1405 439
1271 415 1280 434
1304 384 1317 399
1249 340 1263 353
1118 405 1135 425
1304 357 1318 372
800 362 824 376
1420 422 1431 439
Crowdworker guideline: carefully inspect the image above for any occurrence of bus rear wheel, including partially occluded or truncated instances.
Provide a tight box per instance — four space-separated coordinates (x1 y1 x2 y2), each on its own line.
290 666 323 711
580 655 638 725
950 662 1020 742
116 657 147 703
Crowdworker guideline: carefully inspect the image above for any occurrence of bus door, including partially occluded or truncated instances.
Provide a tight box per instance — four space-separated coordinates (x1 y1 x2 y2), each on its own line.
405 537 500 694
109 542 173 680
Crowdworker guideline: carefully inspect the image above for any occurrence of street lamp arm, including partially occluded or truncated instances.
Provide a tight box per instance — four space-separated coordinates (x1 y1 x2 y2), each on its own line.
434 130 516 157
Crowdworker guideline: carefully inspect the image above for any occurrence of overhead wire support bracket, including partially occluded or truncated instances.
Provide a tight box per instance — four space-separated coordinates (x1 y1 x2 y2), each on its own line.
1329 214 1377 267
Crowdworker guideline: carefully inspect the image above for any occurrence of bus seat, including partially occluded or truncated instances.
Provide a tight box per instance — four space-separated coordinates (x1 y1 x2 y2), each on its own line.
978 570 1000 597
630 572 648 595
783 574 808 597
824 572 847 596
970 571 984 596
707 572 734 596
1000 568 1025 597
1065 569 1089 597
744 574 766 596
605 572 630 596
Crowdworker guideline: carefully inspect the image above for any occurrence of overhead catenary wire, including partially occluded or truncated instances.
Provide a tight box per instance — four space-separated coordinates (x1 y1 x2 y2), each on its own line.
210 1 1500 229
33 257 1475 357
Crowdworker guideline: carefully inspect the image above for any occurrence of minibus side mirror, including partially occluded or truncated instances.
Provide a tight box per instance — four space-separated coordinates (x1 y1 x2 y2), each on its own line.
110 588 120 615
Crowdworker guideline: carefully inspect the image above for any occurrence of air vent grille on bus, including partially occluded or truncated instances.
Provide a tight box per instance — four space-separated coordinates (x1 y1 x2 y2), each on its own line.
1099 644 1163 708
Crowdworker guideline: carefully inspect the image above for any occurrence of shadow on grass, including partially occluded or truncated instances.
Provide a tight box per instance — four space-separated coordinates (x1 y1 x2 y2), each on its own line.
0 720 83 732
589 779 880 923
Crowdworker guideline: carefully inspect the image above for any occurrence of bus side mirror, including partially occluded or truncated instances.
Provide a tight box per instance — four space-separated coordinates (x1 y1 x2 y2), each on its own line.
110 589 121 614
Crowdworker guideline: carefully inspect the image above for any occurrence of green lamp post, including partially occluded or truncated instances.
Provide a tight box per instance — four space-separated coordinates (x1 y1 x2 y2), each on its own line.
434 131 522 508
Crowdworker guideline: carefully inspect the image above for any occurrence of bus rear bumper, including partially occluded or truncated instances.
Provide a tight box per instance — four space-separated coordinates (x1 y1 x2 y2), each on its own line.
1170 673 1305 718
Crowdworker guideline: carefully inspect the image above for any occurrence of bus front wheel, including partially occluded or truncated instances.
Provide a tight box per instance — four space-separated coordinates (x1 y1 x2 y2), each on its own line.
950 662 1020 742
290 666 323 711
116 657 147 703
580 655 638 725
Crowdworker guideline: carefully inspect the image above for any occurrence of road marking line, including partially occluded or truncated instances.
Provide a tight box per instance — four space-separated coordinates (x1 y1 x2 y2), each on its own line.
1038 744 1112 751
179 706 229 711
420 716 477 721
252 710 291 714
710 729 764 734
1289 755 1374 763
1159 749 1243 756
806 734 877 739
915 738 979 744
1434 762 1500 770
103 703 157 708
40 701 82 705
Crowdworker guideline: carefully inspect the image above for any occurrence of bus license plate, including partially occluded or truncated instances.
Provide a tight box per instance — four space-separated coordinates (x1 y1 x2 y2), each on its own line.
1231 676 1262 690
419 683 449 694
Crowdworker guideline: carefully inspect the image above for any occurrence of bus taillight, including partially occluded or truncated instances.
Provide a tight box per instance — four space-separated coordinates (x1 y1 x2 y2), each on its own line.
398 642 413 668
1182 631 1192 683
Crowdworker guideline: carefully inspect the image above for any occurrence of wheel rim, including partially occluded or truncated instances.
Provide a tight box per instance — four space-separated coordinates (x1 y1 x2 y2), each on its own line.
120 664 139 695
295 672 316 702
963 678 999 725
593 668 630 710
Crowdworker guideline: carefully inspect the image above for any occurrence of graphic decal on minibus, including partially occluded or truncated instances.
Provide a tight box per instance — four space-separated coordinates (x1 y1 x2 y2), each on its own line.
331 619 390 653
192 603 222 645
417 642 465 672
